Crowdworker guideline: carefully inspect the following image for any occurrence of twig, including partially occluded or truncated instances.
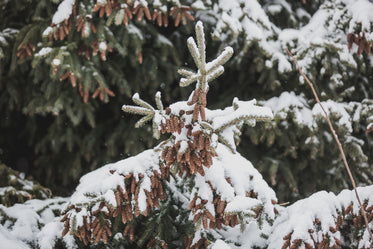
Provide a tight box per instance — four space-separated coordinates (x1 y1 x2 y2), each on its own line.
286 48 373 242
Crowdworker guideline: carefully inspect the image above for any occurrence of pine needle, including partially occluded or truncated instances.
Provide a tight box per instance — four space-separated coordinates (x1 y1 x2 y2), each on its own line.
286 48 373 243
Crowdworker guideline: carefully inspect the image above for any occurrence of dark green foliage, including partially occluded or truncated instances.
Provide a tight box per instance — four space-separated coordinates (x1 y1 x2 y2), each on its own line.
0 163 52 207
0 0 195 195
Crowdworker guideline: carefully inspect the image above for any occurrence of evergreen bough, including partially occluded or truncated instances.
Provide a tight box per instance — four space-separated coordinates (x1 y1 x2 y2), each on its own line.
1 20 373 249
58 21 277 248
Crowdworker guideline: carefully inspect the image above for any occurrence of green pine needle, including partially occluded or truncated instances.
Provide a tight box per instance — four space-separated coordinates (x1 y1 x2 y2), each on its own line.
122 105 154 115
132 93 155 110
177 68 194 77
155 92 164 111
135 115 154 128
179 75 200 87
152 121 160 139
187 37 201 69
216 115 271 133
195 21 206 74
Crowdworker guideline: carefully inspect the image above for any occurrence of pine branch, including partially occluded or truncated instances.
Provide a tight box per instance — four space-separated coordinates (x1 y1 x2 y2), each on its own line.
178 21 233 122
179 21 233 90
287 48 373 243
177 68 194 78
186 37 201 70
195 22 206 74
216 133 236 154
122 93 164 138
121 105 154 116
132 93 155 111
155 91 163 111
215 115 271 133
135 115 153 128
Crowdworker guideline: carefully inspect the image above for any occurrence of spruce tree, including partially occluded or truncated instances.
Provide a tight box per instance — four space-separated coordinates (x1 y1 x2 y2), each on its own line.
55 21 277 249
0 19 373 249
0 0 197 195
1 0 373 238
201 0 373 202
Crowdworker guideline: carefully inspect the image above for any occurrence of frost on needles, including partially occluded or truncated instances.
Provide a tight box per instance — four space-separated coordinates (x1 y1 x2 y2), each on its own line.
11 21 371 249
59 21 278 248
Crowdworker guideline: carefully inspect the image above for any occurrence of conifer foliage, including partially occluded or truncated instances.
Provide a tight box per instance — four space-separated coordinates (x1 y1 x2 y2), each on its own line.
2 0 373 248
57 21 278 249
1 15 373 249
0 0 197 195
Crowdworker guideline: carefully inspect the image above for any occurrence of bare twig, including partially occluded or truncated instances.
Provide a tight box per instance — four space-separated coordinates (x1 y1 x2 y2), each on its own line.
286 48 373 242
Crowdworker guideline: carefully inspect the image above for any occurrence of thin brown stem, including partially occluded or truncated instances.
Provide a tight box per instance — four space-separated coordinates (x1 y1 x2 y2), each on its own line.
286 48 373 242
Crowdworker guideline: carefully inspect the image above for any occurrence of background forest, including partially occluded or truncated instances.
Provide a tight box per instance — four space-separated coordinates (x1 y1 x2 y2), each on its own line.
1 0 373 248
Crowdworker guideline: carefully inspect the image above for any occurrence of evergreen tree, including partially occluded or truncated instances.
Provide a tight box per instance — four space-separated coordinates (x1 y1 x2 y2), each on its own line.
1 21 373 249
0 0 197 195
1 1 373 244
200 0 373 202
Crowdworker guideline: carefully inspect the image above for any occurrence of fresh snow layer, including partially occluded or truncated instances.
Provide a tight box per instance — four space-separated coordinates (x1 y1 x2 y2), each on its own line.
0 226 30 249
268 185 373 248
52 0 75 24
211 239 231 249
264 91 357 133
69 149 160 212
60 140 278 249
264 91 313 127
190 144 278 249
0 198 68 249
312 100 352 132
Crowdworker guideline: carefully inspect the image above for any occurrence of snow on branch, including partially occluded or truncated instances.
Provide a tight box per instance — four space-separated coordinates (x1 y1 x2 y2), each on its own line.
179 21 233 92
268 186 373 249
55 21 277 248
122 92 163 138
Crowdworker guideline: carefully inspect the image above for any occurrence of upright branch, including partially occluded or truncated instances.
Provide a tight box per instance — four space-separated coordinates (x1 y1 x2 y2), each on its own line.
286 48 373 243
122 21 273 158
60 22 276 249
179 21 233 122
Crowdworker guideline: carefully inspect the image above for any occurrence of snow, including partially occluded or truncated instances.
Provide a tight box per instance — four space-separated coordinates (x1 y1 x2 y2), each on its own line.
192 0 207 10
210 99 273 131
0 28 18 46
347 0 373 32
264 91 313 127
97 0 107 5
0 198 68 249
99 42 107 51
156 34 173 47
267 5 282 15
35 47 53 57
52 0 75 24
264 92 359 134
4 1 373 247
312 100 352 132
225 196 261 213
127 24 143 40
268 185 373 248
56 136 278 248
67 148 161 218
211 239 231 249
0 226 29 249
210 0 372 82
52 58 61 66
42 26 53 36
38 221 64 249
